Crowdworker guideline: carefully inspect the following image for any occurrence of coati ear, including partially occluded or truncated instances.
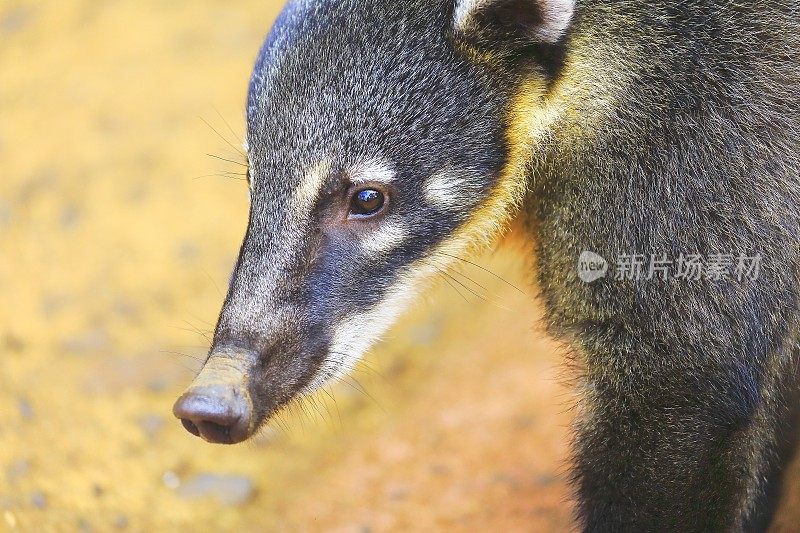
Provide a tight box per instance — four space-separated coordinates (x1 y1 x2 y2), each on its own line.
454 0 575 44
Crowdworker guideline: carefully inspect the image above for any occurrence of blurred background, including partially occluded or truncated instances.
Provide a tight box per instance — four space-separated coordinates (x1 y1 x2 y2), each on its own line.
0 1 798 532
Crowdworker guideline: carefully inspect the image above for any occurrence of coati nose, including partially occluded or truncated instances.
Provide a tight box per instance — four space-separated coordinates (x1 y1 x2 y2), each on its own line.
172 384 252 445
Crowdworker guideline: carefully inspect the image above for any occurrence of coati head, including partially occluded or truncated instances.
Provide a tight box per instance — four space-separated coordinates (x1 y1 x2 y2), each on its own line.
174 0 575 444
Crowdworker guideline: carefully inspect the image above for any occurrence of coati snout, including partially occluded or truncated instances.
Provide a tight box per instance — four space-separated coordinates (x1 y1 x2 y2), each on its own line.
174 0 800 530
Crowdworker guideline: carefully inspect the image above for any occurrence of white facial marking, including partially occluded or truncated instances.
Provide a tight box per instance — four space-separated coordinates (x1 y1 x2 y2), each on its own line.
534 0 575 43
349 158 396 185
361 219 408 254
294 159 331 211
454 0 575 44
424 168 484 210
302 264 431 393
454 0 492 30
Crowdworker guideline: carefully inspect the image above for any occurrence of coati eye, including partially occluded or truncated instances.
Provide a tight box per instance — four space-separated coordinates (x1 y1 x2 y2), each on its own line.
349 188 385 218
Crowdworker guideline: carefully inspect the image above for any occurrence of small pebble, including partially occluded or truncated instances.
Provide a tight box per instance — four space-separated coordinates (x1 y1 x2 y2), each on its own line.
61 328 109 356
177 241 199 262
113 515 129 530
162 471 180 490
2 333 25 353
17 398 34 420
176 473 255 506
137 413 165 440
30 492 46 509
7 459 30 483
0 6 33 35
59 204 81 228
536 474 557 487
409 320 443 345
386 485 408 501
430 463 450 476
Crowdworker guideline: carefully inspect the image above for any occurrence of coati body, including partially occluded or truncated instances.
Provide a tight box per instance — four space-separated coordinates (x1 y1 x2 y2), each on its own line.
173 1 800 530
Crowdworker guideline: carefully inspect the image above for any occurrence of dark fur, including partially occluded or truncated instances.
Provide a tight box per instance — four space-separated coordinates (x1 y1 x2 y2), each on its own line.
528 3 800 530
215 1 800 530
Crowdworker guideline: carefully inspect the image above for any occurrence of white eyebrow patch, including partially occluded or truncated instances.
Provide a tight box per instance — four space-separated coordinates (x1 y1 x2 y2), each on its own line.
361 219 408 254
294 159 332 210
454 0 574 44
424 168 484 210
454 0 490 30
349 158 396 185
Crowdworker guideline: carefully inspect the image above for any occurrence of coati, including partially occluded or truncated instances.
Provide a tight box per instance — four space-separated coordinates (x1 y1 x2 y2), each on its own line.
173 0 800 530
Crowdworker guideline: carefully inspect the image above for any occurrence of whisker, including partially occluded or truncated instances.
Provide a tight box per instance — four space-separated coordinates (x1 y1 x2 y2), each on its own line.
326 351 384 380
428 254 524 311
438 251 526 294
159 351 203 373
217 147 248 161
186 312 215 328
295 399 310 433
448 267 489 293
179 321 213 344
341 374 385 413
441 272 470 302
194 173 248 182
212 106 245 150
200 267 224 299
207 169 248 176
182 324 212 338
270 409 291 434
159 350 204 362
165 343 210 349
321 386 343 427
425 258 514 312
306 394 333 428
206 153 248 167
439 268 488 302
421 259 469 302
199 116 245 157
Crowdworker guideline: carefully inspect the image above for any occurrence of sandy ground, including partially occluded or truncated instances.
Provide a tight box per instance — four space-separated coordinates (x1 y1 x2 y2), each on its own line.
0 1 797 532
